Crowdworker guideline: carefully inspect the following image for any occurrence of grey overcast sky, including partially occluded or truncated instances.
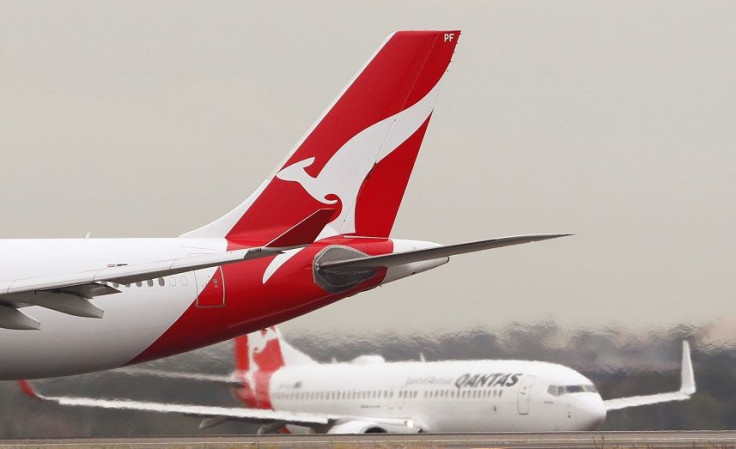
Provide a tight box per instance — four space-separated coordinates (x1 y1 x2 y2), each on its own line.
1 1 735 335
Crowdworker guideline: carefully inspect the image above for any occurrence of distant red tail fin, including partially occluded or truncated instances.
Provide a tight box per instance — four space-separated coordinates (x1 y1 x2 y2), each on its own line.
183 30 460 243
233 327 286 410
234 326 285 373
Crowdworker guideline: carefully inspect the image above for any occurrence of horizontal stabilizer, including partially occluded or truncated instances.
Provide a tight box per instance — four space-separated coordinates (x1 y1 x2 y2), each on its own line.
266 208 336 249
317 234 571 270
604 341 695 411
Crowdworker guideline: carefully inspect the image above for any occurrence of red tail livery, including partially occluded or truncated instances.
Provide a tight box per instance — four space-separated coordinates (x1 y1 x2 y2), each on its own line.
0 31 568 380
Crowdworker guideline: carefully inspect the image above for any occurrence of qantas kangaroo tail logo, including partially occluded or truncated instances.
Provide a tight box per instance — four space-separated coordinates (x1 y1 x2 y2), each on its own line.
233 327 315 410
183 31 460 243
234 327 285 373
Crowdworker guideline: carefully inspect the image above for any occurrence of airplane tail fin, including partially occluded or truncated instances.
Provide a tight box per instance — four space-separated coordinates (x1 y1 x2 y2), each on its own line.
234 326 316 374
183 30 461 243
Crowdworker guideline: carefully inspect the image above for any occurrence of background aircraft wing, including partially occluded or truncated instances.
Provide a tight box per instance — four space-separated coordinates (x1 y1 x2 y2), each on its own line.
19 380 333 429
0 209 334 330
604 341 695 411
19 381 422 433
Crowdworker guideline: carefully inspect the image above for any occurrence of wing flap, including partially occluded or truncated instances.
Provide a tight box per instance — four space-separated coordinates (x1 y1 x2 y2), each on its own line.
0 305 40 330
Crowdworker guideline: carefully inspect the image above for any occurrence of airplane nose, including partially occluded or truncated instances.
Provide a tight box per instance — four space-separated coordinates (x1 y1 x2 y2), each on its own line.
576 395 607 430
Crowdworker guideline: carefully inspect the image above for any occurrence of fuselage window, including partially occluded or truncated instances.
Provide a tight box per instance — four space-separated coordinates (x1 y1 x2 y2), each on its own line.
158 277 165 286
169 276 176 286
147 279 154 287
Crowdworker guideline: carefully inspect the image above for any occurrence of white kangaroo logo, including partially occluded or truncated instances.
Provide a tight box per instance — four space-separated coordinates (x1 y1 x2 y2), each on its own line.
276 84 440 238
276 157 337 204
249 327 279 361
263 84 441 283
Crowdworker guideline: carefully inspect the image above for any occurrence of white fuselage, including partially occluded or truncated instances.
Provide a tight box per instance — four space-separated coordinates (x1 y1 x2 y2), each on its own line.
265 358 607 432
0 238 445 380
0 238 224 379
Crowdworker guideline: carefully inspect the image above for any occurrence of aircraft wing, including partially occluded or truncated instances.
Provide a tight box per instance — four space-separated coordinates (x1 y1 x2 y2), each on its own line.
0 209 335 330
19 381 421 433
317 234 571 270
19 380 333 429
604 341 695 411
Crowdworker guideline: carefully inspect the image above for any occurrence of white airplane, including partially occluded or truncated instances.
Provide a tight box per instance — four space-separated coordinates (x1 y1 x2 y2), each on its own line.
21 327 696 433
0 29 569 380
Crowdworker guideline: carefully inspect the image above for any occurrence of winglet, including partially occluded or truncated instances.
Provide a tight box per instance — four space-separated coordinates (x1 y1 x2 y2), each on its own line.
603 340 696 411
19 380 41 400
680 340 696 395
265 209 336 249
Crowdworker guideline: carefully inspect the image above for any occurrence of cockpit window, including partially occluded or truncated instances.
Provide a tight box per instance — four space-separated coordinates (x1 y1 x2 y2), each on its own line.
547 384 597 396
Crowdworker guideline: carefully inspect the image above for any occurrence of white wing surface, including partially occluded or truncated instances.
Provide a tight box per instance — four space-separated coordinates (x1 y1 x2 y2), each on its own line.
19 381 420 433
20 381 331 428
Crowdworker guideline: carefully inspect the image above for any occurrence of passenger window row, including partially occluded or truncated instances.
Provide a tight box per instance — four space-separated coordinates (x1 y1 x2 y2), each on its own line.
106 275 188 289
272 388 504 401
273 390 396 401
424 389 503 399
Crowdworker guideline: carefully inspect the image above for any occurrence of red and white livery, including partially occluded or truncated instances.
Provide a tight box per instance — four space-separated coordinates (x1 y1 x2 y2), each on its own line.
1 30 567 380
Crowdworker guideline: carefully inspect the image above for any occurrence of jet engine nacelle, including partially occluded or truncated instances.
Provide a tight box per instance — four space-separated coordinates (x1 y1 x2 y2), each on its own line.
313 240 448 293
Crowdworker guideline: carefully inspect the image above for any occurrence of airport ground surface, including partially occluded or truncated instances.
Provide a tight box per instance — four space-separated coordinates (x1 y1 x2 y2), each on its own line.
2 432 736 449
